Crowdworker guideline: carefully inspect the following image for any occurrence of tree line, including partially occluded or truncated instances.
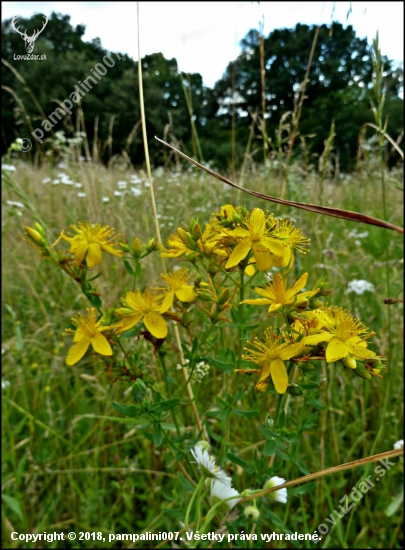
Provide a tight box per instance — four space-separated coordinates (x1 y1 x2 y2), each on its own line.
1 12 403 171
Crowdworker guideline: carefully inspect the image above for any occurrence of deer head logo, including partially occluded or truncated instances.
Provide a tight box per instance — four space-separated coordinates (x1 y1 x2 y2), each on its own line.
12 15 48 53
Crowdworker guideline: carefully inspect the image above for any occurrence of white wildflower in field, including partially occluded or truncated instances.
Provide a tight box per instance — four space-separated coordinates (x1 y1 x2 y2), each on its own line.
190 446 231 485
131 187 142 197
42 177 51 184
192 361 210 383
2 380 11 389
74 183 83 188
346 279 375 295
210 479 240 510
102 197 110 203
393 440 404 450
52 179 61 185
348 230 369 240
77 192 87 198
264 476 288 503
117 181 127 189
6 200 24 208
2 164 16 172
114 191 122 197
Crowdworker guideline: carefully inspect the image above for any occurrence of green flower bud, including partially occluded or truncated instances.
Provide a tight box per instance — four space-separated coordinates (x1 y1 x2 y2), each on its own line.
119 241 130 252
177 228 196 250
309 299 323 309
298 362 316 371
191 222 202 241
244 505 260 521
352 363 372 379
287 383 303 396
196 440 210 452
218 288 230 306
132 237 142 257
131 378 148 403
342 355 357 370
25 226 46 246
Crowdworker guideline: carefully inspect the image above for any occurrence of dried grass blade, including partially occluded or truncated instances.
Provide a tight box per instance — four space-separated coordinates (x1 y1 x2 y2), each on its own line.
155 137 403 234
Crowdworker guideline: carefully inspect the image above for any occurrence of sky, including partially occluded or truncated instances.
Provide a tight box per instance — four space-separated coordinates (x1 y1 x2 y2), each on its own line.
2 1 404 87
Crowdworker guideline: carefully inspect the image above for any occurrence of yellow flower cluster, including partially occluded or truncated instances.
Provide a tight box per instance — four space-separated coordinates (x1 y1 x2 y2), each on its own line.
25 206 383 389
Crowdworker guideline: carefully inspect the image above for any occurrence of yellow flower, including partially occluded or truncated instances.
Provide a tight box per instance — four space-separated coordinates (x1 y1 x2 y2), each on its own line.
225 209 286 271
242 272 319 312
300 307 376 364
158 268 197 312
161 233 194 258
65 308 115 365
115 289 168 339
61 222 123 267
273 219 310 268
243 329 307 394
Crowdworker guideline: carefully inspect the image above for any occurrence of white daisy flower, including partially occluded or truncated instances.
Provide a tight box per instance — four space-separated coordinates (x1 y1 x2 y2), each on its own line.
77 192 86 198
117 180 127 189
102 197 110 203
393 439 404 450
264 476 288 504
2 164 16 172
190 446 231 485
6 200 24 208
210 480 240 511
114 190 122 197
131 187 142 197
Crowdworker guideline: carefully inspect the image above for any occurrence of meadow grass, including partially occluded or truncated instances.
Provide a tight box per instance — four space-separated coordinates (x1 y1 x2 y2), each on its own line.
2 157 403 548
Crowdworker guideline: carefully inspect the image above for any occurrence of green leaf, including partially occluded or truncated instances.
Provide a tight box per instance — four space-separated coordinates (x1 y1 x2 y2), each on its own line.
151 398 180 413
289 482 316 496
307 396 327 411
124 260 135 276
134 261 141 278
177 473 195 493
2 494 24 521
233 408 259 417
110 401 141 418
263 439 277 456
206 356 235 373
226 452 255 474
299 382 320 389
386 490 404 517
275 447 292 460
204 421 222 442
153 423 163 447
295 459 311 475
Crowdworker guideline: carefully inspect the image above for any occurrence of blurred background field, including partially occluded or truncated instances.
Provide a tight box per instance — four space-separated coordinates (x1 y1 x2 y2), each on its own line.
1 2 404 548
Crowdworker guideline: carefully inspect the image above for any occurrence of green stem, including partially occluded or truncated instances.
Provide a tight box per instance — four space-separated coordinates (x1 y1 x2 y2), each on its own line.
159 353 181 436
195 488 209 531
218 266 246 462
274 393 283 428
185 476 205 533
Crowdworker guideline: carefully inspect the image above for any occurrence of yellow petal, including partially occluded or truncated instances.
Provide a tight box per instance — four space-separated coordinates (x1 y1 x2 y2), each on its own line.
301 333 334 346
101 243 123 258
244 264 256 277
175 285 196 302
285 273 308 301
225 240 251 268
160 291 175 313
86 243 103 267
73 242 88 265
278 342 305 360
326 337 349 362
252 248 276 271
117 313 143 333
259 360 271 381
91 333 113 356
241 298 271 306
270 358 288 394
66 339 91 365
144 312 168 339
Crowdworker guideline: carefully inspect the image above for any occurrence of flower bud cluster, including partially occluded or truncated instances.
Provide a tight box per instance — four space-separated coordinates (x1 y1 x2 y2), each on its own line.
176 359 210 382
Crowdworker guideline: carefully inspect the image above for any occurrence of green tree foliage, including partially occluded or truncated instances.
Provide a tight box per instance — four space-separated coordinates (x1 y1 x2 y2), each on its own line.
1 14 403 170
